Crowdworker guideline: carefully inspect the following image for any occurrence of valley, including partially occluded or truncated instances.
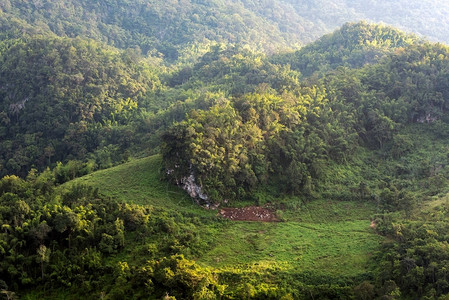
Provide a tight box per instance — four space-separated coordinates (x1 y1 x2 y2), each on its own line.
2 1 449 298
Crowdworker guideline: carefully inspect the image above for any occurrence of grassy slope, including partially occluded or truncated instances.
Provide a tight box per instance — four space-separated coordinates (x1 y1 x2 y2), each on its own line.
62 155 382 281
61 155 212 214
199 199 381 278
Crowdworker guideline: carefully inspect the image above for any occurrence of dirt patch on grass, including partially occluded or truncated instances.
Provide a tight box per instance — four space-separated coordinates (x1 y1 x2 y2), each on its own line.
219 206 279 222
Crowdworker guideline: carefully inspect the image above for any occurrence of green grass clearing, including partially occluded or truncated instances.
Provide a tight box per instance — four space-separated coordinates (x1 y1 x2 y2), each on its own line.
60 155 213 215
62 154 383 281
198 219 381 277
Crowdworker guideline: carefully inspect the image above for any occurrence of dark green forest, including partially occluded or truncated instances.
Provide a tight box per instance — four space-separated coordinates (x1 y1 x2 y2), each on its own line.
3 1 449 299
2 0 449 59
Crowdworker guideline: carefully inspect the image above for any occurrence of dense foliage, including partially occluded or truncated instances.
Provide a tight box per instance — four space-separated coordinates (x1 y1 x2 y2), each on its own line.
162 29 449 205
168 45 300 94
0 170 226 299
2 0 449 60
0 35 162 177
371 199 449 299
162 87 354 203
3 11 449 298
0 35 305 177
273 22 420 77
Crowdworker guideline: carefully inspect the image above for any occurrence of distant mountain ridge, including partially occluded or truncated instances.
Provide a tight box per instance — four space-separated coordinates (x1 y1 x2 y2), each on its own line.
1 0 449 61
274 22 421 76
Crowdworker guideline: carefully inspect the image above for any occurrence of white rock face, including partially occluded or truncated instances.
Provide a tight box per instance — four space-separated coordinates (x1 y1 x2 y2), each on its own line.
180 174 208 201
169 169 218 208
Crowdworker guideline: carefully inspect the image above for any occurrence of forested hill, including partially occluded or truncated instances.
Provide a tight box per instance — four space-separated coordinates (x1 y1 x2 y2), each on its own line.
0 22 435 178
162 29 449 205
4 10 449 299
0 35 163 177
2 0 449 61
0 22 415 178
273 22 421 77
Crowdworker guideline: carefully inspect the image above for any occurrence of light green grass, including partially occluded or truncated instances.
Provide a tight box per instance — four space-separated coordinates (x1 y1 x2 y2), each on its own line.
62 155 382 279
287 198 377 223
60 155 212 214
198 219 381 277
197 199 381 277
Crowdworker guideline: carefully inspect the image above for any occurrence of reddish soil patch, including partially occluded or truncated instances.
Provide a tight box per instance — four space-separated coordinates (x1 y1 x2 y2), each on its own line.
219 206 279 222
